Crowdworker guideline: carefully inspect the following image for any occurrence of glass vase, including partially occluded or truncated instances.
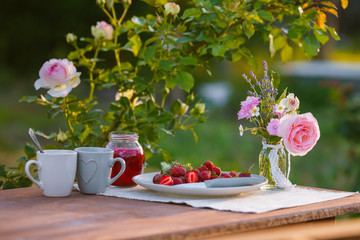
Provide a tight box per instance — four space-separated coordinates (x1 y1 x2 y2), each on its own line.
259 139 289 190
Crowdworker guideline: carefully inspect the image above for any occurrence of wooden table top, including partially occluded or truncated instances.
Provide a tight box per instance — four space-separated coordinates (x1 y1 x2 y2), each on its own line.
0 187 359 240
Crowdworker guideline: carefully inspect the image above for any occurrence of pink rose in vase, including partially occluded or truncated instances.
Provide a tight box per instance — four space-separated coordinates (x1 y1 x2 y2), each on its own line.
277 113 320 156
34 59 81 98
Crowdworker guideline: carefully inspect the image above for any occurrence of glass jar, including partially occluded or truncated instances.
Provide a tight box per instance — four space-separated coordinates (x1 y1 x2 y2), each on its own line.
259 139 288 190
106 131 145 186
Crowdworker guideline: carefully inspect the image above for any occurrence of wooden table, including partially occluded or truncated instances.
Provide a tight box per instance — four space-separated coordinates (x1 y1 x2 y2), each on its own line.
0 187 359 240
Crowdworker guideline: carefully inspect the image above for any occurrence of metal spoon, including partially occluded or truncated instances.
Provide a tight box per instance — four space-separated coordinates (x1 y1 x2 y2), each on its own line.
28 128 44 153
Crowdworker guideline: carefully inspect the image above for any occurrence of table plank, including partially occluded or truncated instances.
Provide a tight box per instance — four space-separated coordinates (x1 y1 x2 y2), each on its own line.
207 218 360 240
0 187 359 240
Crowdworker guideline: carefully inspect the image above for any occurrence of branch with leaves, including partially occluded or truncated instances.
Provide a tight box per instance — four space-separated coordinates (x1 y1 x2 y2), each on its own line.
18 0 346 166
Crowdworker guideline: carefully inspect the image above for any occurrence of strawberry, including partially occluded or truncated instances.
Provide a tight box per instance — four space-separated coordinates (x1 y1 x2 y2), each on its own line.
210 175 218 179
197 165 208 172
173 177 183 185
171 166 186 177
188 169 199 174
211 166 221 176
158 175 174 185
229 170 239 178
185 171 199 183
203 161 215 170
220 173 230 178
239 172 251 177
153 173 163 183
179 176 186 183
199 170 211 182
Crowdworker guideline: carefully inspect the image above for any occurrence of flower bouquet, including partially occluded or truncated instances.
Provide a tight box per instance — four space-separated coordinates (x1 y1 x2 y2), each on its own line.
238 61 320 189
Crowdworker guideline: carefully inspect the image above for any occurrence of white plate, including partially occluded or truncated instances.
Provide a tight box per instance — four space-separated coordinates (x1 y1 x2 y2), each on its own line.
132 172 268 197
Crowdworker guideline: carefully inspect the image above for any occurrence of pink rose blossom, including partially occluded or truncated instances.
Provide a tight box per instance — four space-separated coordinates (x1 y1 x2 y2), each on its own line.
34 59 81 97
91 21 114 40
267 118 280 136
277 113 320 156
237 96 260 119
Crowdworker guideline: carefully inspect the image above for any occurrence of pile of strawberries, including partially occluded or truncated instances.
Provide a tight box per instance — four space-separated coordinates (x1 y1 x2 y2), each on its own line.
153 161 251 186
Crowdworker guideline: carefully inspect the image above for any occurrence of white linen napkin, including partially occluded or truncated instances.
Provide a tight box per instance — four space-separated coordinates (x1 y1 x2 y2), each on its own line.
74 184 357 213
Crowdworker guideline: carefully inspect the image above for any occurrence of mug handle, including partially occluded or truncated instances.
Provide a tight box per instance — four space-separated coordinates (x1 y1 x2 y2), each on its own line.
25 160 44 190
108 157 126 186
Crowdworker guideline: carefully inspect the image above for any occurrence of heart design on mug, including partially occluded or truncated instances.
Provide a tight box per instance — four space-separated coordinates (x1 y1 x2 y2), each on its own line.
78 159 98 184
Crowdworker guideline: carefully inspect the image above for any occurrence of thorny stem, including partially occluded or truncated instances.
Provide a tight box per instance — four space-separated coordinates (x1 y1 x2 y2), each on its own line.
98 109 126 146
64 98 78 148
89 46 100 101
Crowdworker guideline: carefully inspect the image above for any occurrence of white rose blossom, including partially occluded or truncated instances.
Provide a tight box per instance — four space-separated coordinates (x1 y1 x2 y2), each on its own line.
280 93 300 113
34 59 81 98
91 21 114 40
164 3 180 16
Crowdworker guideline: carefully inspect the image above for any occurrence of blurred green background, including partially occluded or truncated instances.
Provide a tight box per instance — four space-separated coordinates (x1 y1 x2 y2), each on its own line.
1 0 360 193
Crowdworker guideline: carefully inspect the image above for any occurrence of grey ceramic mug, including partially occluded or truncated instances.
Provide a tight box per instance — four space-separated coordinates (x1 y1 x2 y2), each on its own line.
75 147 126 194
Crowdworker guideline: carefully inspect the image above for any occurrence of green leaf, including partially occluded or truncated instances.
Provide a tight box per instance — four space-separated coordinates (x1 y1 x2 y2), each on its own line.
3 182 16 190
176 71 194 93
182 8 201 19
159 60 176 71
0 165 6 177
103 112 115 123
16 156 27 163
19 96 38 103
327 27 340 41
271 71 280 89
277 87 288 103
243 20 255 39
118 96 130 109
170 99 182 115
128 33 142 57
212 44 227 57
24 143 37 159
165 75 177 89
314 28 329 45
274 35 286 51
67 50 81 60
47 108 63 119
288 25 307 39
230 50 242 62
302 35 320 59
181 56 197 66
154 113 173 124
177 37 193 44
280 44 293 62
144 45 156 63
258 10 274 21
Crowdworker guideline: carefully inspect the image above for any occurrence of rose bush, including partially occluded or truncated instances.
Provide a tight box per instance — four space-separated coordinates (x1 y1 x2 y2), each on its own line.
11 0 346 191
278 113 320 156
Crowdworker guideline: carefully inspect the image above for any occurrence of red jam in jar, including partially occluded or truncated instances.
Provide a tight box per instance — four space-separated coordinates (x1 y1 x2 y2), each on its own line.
106 131 145 186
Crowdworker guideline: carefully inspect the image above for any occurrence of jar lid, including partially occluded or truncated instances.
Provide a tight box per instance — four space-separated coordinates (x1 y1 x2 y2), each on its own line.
109 131 138 141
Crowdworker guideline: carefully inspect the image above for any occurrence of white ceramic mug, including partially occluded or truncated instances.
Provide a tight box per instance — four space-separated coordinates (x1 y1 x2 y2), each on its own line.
25 150 77 197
